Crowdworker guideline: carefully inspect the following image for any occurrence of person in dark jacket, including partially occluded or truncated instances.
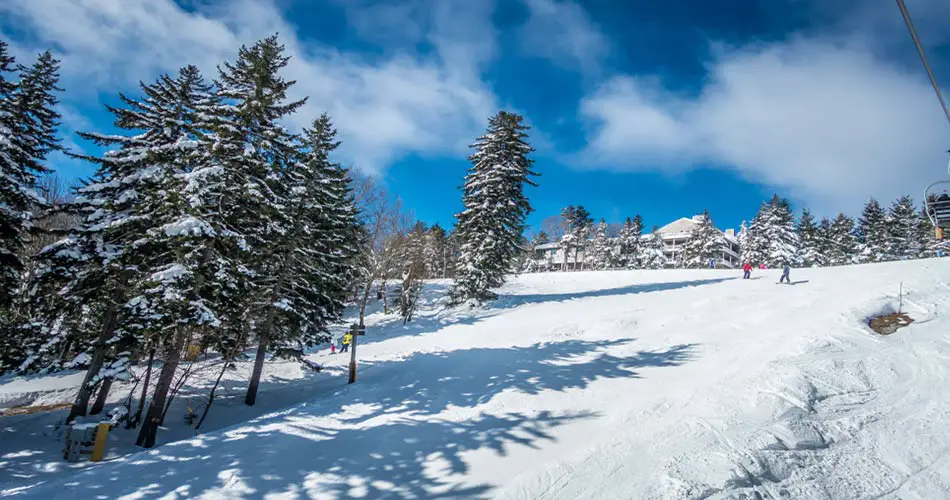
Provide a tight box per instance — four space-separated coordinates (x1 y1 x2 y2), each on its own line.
779 263 791 284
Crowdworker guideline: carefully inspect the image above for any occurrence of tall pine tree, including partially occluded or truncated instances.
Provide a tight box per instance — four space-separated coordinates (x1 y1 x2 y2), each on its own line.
453 111 538 302
0 45 61 309
589 219 612 270
827 213 858 266
684 209 721 268
642 226 667 269
797 209 825 267
888 196 923 260
746 196 800 267
856 198 890 262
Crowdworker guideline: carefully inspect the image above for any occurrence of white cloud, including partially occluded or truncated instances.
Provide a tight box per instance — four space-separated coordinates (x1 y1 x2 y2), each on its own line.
0 0 499 174
518 0 608 74
579 37 950 215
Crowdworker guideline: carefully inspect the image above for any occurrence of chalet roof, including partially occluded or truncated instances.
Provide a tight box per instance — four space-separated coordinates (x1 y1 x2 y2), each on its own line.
657 217 698 235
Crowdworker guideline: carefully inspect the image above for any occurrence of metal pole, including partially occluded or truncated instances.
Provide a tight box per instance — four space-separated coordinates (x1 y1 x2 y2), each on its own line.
896 0 950 127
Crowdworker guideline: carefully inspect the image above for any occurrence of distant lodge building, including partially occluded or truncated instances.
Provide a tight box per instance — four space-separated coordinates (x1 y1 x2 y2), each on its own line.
531 214 741 270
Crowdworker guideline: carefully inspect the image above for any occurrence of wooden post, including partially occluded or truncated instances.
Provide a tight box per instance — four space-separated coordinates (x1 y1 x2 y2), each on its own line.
899 282 904 314
347 323 359 384
937 227 944 240
90 423 110 462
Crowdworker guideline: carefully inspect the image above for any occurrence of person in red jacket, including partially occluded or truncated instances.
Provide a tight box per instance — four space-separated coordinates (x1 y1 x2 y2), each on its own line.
742 261 752 279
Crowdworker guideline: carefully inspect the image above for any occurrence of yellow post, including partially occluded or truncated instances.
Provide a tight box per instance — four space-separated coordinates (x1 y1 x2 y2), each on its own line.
186 344 201 361
90 423 110 462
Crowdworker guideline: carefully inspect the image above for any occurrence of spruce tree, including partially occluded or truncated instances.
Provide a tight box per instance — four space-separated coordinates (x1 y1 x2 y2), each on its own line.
888 196 922 260
424 224 449 278
453 111 538 302
818 217 834 261
856 198 890 262
589 219 612 270
642 226 667 269
208 35 312 408
0 45 61 308
683 209 721 268
743 204 769 266
796 209 825 267
918 202 939 258
827 213 858 266
20 69 210 424
737 220 749 263
618 215 643 269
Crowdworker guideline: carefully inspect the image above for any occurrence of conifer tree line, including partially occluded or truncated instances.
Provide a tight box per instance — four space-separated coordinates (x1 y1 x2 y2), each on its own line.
741 194 944 268
524 193 947 272
0 34 471 448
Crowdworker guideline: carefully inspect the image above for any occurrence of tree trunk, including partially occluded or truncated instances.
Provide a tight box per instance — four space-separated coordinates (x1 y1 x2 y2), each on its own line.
160 360 194 425
244 268 287 406
129 347 155 428
89 378 112 415
66 300 120 424
196 356 231 430
135 329 185 449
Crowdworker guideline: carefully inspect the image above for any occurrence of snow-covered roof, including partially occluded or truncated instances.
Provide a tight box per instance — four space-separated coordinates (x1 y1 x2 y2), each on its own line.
657 217 697 235
535 242 560 250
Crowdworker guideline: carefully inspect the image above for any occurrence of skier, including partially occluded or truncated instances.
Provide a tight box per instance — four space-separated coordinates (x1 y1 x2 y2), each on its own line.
330 343 337 355
779 262 791 284
340 332 352 353
742 261 752 279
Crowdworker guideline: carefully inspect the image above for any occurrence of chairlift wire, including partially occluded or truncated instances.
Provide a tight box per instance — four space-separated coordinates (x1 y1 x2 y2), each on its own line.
897 0 950 128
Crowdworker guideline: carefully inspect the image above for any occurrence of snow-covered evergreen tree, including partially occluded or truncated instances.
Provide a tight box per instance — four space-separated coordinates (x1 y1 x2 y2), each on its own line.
589 219 612 270
743 204 768 266
557 205 591 271
642 226 667 269
269 113 359 349
423 224 449 278
736 220 748 262
453 111 537 302
17 68 213 424
683 209 721 268
817 217 833 261
0 44 61 308
796 209 825 267
618 215 643 269
827 213 858 266
750 195 800 267
918 201 941 258
856 198 891 262
888 196 923 260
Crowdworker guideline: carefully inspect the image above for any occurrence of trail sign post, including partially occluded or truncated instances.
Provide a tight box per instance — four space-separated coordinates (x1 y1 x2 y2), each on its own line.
347 322 366 384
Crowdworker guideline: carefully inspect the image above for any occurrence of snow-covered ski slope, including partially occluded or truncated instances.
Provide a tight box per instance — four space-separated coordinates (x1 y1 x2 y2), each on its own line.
4 259 950 499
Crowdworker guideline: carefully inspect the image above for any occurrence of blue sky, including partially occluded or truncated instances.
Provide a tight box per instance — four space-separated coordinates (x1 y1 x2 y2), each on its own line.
2 0 950 234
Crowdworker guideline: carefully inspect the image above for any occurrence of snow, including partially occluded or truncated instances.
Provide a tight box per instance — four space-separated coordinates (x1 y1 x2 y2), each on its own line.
150 264 188 283
3 259 950 499
162 216 215 237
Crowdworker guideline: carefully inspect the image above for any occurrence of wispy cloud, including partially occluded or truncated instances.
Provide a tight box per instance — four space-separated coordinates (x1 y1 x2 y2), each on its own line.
579 36 950 215
518 0 609 75
0 0 500 175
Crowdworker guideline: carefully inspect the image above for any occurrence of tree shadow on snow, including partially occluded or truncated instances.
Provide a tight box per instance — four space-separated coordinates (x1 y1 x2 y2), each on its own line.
354 277 734 348
493 277 736 309
9 339 698 499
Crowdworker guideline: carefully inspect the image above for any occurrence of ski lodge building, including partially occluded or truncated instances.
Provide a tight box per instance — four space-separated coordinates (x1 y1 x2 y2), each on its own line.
531 214 741 270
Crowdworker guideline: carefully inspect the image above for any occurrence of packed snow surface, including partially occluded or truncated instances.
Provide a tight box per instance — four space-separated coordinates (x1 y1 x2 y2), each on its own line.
2 260 950 499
